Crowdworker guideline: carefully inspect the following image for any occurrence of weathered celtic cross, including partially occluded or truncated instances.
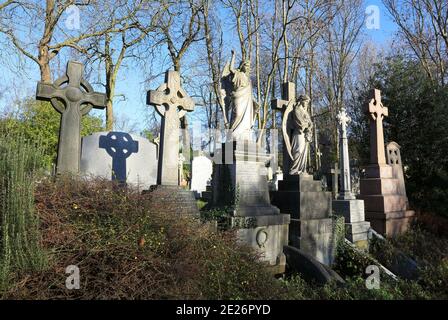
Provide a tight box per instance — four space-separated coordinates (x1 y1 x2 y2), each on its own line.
271 82 295 176
99 132 139 184
366 89 388 165
36 61 106 174
336 107 355 200
147 70 195 186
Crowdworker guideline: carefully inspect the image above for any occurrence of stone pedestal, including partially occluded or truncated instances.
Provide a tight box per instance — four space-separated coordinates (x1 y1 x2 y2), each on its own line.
358 164 415 237
212 140 290 273
143 185 200 216
332 199 370 249
270 174 336 266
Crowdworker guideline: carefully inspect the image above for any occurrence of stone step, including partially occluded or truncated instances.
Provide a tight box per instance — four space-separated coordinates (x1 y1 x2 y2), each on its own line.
358 194 407 212
360 177 400 195
270 190 332 220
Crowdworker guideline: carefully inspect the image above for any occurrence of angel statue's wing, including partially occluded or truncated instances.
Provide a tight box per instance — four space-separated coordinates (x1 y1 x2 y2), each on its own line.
220 60 233 118
282 100 295 161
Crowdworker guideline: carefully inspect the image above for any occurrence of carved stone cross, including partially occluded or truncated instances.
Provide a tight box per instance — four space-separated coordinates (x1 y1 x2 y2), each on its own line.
147 70 195 186
366 89 388 165
336 107 355 200
331 162 340 199
271 82 295 176
99 132 139 184
36 61 106 174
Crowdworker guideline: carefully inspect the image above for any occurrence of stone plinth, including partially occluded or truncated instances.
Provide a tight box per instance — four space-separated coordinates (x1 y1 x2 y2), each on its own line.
358 164 415 237
212 140 290 273
143 185 200 216
270 174 336 266
332 199 370 249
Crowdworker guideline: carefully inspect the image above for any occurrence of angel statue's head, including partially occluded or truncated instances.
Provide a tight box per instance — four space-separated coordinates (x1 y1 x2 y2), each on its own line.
239 59 251 74
297 94 311 109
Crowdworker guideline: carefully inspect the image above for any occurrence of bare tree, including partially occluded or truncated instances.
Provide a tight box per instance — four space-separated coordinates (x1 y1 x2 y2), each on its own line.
0 0 140 82
383 0 448 85
85 1 165 130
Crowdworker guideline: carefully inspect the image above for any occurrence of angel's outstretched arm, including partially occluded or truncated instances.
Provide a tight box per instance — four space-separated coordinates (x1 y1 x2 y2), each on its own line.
230 50 236 73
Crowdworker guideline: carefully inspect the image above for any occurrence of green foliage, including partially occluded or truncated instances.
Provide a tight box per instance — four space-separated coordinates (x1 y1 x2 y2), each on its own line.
0 99 104 169
353 57 448 217
0 131 48 290
140 129 155 142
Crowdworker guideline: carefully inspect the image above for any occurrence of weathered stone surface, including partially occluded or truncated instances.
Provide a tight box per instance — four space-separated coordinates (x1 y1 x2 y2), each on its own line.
211 140 289 272
271 173 336 265
332 199 365 223
147 70 194 186
81 131 157 189
36 61 106 174
284 245 345 285
386 142 408 199
191 155 213 198
142 185 200 216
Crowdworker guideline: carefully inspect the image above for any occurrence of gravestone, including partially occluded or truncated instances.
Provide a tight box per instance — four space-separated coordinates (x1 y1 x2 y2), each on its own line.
147 70 194 186
386 142 408 200
145 70 199 216
358 89 415 236
191 155 213 198
212 140 290 274
270 83 336 266
36 61 106 174
332 107 370 249
80 131 157 189
272 82 295 175
330 163 340 199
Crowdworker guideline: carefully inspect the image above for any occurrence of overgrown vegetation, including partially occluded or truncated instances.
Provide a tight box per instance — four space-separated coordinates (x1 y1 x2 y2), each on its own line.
0 131 48 289
0 174 447 299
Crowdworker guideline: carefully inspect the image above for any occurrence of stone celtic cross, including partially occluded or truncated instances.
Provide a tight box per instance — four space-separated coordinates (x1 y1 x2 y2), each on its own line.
271 82 295 175
99 132 139 184
336 107 354 200
147 70 195 185
366 89 388 165
36 61 106 174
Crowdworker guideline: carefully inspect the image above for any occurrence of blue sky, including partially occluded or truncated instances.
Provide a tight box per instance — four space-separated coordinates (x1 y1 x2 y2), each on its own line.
0 0 397 134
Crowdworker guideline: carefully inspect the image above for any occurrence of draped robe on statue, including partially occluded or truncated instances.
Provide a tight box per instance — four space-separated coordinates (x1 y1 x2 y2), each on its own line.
288 104 313 175
229 69 254 141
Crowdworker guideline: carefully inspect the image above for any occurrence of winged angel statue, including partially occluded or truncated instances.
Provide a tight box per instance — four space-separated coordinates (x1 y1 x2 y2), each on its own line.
282 95 313 175
221 50 258 141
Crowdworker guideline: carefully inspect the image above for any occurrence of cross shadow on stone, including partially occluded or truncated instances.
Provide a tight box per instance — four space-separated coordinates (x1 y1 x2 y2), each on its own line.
99 132 139 185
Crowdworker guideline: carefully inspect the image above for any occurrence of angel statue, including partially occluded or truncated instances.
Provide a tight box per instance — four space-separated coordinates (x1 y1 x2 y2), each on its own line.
221 50 258 141
282 94 313 175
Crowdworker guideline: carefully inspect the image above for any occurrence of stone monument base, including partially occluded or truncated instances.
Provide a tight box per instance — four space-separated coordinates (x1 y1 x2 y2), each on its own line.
333 199 370 249
142 185 200 216
270 174 336 266
231 214 290 274
211 140 290 274
358 164 415 237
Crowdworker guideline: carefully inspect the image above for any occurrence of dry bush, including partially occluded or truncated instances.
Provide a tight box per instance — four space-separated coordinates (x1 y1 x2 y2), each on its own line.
2 177 287 299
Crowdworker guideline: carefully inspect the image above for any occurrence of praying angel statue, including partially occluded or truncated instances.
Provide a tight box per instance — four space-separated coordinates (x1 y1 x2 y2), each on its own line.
282 94 313 175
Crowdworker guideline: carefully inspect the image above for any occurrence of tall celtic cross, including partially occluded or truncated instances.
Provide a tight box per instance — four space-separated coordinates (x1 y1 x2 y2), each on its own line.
36 61 106 174
147 70 195 186
336 107 354 200
271 82 295 176
366 89 388 165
